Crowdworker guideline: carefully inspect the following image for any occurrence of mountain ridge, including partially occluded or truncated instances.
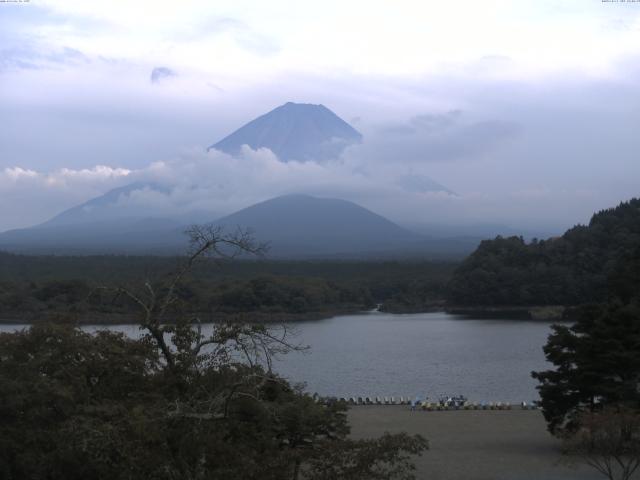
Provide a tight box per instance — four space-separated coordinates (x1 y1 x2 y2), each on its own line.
209 102 362 162
40 182 167 228
0 194 480 258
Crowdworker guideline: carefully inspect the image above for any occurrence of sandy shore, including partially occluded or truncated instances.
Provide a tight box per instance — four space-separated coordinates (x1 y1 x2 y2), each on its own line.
348 406 610 480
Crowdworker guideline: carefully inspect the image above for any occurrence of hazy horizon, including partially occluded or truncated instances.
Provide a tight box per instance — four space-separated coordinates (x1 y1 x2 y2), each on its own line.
2 0 639 235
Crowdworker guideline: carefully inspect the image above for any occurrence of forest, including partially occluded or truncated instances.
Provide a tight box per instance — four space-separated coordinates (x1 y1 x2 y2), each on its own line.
447 198 640 307
0 254 455 323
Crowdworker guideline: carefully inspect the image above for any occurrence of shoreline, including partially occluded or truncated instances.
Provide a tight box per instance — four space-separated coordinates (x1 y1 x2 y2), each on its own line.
0 307 366 326
445 304 568 321
0 306 573 326
371 303 574 321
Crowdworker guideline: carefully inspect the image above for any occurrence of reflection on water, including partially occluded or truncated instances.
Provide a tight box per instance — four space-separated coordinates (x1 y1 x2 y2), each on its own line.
0 312 558 402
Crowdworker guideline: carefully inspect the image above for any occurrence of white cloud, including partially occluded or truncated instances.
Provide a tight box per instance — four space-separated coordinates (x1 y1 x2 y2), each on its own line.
5 0 639 83
0 165 132 229
0 143 449 230
0 139 624 236
1 1 639 235
1 164 131 187
4 167 39 180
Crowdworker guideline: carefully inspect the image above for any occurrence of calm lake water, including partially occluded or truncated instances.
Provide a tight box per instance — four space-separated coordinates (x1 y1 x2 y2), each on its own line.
1 311 558 403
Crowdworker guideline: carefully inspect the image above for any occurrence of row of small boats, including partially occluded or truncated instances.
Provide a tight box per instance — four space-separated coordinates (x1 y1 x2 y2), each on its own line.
315 394 539 410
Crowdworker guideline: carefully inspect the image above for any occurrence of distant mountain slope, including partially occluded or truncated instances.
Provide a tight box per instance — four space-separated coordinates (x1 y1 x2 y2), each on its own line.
0 193 480 259
0 182 198 254
447 198 640 306
0 217 188 255
209 102 362 162
41 182 168 227
212 194 423 257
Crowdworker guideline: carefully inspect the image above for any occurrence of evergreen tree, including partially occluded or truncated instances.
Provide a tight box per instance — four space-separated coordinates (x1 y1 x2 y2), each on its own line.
532 299 640 434
448 198 640 307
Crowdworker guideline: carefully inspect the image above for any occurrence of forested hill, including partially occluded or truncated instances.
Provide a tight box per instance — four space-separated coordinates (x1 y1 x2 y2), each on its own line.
447 198 640 306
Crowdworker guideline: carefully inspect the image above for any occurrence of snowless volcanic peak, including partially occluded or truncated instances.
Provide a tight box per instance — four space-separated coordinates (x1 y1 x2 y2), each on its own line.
211 194 420 256
209 102 362 162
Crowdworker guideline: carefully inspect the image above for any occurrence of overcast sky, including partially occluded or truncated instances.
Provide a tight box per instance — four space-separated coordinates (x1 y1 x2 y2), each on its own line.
1 0 640 233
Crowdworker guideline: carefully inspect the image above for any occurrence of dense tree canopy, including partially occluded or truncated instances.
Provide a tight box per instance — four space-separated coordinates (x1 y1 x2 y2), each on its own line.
0 255 454 322
0 323 426 479
447 198 640 306
0 274 375 323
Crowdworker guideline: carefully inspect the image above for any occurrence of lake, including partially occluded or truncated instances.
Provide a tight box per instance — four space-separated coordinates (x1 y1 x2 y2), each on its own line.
0 311 558 403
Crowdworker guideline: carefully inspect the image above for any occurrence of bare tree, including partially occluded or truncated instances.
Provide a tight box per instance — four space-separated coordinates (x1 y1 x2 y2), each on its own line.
564 407 640 480
97 224 306 419
4 224 428 479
